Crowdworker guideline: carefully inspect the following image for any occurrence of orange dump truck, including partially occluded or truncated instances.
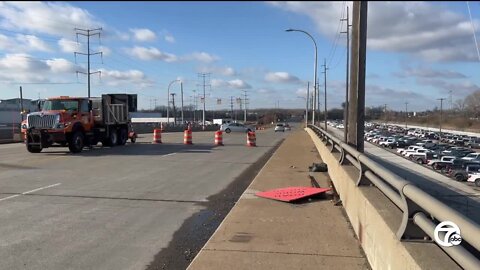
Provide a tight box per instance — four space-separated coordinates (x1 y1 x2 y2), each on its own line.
22 94 137 153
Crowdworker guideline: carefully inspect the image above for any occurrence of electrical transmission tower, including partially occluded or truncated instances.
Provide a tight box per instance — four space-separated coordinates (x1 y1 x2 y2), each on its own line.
74 28 103 98
241 90 249 122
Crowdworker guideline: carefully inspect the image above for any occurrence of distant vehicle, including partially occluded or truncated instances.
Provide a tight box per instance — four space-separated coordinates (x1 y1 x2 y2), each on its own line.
461 153 480 161
220 122 253 133
284 123 291 131
466 138 480 149
213 118 233 126
274 123 285 132
22 94 137 153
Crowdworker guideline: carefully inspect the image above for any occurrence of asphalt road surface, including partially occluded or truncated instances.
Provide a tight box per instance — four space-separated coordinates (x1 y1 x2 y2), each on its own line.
328 127 480 224
0 128 289 270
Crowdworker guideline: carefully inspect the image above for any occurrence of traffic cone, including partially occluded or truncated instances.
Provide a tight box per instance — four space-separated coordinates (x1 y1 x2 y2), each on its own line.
184 129 193 145
214 130 224 146
152 128 162 144
247 131 256 147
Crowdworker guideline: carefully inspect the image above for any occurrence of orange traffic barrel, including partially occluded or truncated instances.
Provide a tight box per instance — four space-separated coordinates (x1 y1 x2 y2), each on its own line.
215 130 224 146
152 128 162 144
184 129 193 145
247 131 256 147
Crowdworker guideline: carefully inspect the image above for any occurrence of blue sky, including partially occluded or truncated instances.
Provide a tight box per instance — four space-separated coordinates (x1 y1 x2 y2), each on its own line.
0 1 479 112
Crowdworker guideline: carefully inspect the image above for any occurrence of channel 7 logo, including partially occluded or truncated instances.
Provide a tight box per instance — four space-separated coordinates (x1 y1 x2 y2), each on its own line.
434 221 462 247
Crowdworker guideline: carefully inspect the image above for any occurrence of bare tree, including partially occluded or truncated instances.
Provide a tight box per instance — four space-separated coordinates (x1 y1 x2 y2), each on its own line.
465 90 480 118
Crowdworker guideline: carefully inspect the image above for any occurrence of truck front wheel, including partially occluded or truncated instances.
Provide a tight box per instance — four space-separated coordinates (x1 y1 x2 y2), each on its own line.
27 144 42 153
68 131 84 153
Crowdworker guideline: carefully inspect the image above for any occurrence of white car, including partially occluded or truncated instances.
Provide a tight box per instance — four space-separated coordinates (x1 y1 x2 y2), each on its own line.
467 173 480 187
461 153 480 161
220 122 254 133
274 123 285 132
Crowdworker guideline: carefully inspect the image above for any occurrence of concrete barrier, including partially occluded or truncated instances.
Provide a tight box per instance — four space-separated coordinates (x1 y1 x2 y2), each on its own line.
306 128 461 270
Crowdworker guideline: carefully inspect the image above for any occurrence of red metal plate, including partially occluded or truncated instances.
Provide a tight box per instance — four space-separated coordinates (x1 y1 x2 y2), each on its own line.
255 186 331 202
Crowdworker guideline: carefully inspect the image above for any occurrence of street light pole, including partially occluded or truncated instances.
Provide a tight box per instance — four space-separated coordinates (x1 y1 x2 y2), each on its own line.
167 79 180 124
405 102 408 129
286 28 317 126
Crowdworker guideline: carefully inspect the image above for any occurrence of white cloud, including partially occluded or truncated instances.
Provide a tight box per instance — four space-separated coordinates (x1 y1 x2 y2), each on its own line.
265 72 300 83
97 68 152 88
258 88 276 94
165 34 175 43
58 38 81 53
16 34 51 52
99 45 111 56
199 66 236 76
184 52 219 63
127 46 178 62
417 78 480 96
0 34 52 52
130 28 157 42
0 53 53 83
270 1 480 62
394 66 467 79
46 58 77 73
0 2 102 37
228 79 251 89
211 78 252 89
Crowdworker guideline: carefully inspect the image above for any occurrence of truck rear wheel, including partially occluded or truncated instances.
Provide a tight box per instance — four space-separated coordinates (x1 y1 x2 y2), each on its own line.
68 131 84 153
103 129 118 147
118 128 128 146
455 174 465 182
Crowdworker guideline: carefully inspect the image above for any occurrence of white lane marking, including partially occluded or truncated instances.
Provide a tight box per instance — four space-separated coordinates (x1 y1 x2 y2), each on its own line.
0 183 61 202
161 153 177 158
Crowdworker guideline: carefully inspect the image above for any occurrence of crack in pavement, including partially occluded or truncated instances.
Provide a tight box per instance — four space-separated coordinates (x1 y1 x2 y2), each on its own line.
0 193 204 204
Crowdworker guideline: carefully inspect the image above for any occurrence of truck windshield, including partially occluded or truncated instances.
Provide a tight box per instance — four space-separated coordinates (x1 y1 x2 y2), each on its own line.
43 100 78 111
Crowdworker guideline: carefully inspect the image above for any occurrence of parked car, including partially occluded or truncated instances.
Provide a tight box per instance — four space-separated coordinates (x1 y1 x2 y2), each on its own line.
220 122 254 133
466 173 480 187
465 138 480 149
449 164 480 182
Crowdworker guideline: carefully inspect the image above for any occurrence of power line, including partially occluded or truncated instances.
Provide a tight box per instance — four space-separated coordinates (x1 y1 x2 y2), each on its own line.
466 1 480 61
327 1 347 67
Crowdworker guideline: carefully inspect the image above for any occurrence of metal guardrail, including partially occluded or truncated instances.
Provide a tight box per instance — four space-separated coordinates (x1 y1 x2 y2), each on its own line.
308 124 480 269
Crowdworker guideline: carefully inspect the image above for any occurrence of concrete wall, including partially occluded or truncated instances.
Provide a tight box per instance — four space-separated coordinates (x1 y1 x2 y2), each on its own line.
305 128 460 270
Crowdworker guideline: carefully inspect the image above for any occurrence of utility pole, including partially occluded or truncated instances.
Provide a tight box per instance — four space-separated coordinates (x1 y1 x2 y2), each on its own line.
180 82 184 124
384 104 387 126
19 86 24 121
198 73 210 127
438 98 445 139
347 1 368 152
341 5 352 142
322 58 328 130
171 93 177 126
405 102 408 129
74 28 103 98
449 90 453 111
153 98 158 110
192 90 197 123
230 96 234 120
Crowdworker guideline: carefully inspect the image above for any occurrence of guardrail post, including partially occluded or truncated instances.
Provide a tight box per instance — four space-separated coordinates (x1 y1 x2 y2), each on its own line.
397 185 429 241
356 162 372 186
339 148 346 165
